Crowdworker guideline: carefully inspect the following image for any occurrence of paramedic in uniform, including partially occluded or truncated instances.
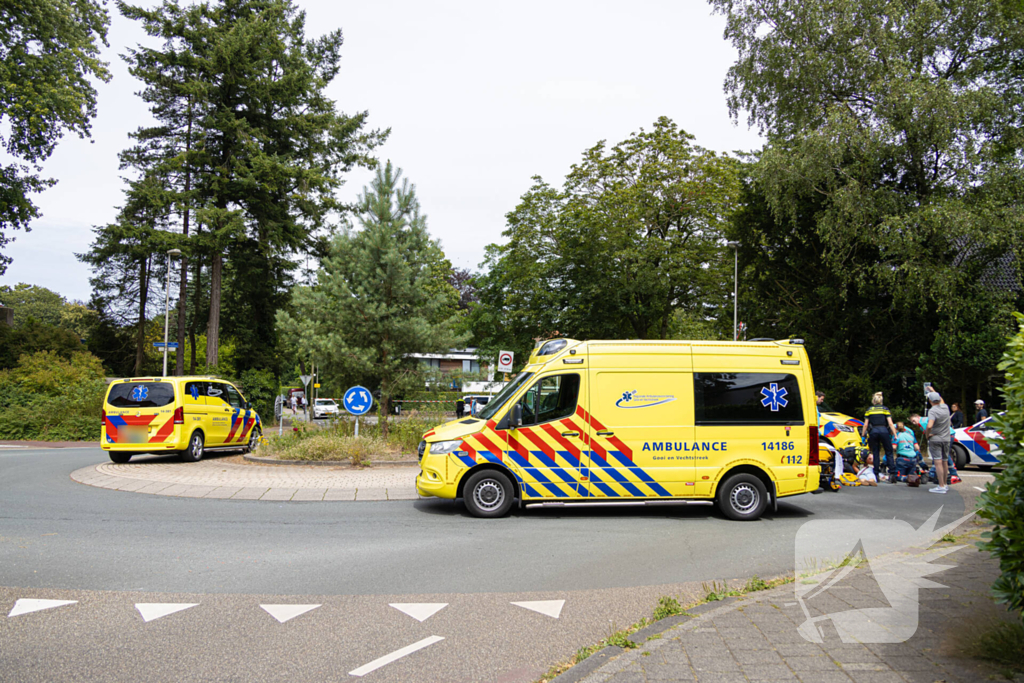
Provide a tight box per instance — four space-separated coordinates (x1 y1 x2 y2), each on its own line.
861 392 897 481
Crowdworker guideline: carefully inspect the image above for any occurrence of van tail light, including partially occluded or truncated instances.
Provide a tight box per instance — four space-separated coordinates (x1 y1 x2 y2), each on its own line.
808 426 820 466
101 409 106 427
173 407 185 425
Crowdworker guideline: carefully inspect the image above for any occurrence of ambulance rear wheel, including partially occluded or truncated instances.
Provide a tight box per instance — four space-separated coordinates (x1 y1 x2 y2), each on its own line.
718 474 768 521
181 432 204 463
108 452 132 464
463 470 514 518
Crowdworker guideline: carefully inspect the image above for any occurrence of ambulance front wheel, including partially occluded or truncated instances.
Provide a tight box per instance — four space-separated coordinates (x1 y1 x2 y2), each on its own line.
718 474 768 521
463 470 514 518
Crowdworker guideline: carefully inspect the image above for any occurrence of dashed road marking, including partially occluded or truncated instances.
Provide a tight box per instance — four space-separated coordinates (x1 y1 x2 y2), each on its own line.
136 603 198 622
260 604 321 623
389 603 447 622
349 635 445 677
8 599 77 617
511 600 565 619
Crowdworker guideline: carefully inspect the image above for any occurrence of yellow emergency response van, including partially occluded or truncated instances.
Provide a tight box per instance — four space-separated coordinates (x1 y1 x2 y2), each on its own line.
102 377 262 464
416 339 821 520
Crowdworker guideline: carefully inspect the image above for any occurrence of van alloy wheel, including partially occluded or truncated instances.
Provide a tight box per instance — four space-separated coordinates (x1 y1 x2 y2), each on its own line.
181 432 204 463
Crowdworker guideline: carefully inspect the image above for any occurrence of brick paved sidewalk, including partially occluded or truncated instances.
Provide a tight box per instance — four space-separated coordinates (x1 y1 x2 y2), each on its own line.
562 538 1015 683
71 459 420 502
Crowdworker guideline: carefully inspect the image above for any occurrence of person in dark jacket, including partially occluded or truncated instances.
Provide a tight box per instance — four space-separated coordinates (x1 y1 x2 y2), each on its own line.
950 403 964 430
861 392 897 481
974 399 989 424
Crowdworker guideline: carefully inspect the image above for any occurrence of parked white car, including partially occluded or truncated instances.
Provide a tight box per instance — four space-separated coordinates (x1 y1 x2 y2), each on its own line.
313 398 339 419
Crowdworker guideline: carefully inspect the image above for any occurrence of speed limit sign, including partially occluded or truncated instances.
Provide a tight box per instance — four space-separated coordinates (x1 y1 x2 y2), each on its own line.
497 350 514 373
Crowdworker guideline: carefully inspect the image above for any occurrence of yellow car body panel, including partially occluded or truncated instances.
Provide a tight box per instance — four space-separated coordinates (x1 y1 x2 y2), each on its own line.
416 339 821 505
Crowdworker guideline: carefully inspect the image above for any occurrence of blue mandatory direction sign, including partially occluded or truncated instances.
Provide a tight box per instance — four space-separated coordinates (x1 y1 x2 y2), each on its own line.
343 385 373 416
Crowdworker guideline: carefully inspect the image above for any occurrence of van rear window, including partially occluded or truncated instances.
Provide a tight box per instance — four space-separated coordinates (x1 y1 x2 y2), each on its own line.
107 382 176 408
694 373 803 425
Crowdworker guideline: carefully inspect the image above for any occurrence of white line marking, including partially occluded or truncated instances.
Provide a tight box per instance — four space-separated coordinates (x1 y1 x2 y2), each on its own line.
0 445 27 448
974 486 986 492
349 635 444 677
389 603 447 622
135 603 198 622
511 600 565 619
260 604 321 623
8 599 77 617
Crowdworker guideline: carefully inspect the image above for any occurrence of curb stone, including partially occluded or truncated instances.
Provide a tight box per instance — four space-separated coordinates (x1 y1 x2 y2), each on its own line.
547 646 624 683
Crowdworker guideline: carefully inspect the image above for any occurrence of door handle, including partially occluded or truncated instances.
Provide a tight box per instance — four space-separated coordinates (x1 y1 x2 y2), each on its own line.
561 431 579 437
596 430 614 436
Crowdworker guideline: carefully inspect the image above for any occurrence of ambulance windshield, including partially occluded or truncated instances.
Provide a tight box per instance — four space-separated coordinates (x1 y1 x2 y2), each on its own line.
477 371 533 421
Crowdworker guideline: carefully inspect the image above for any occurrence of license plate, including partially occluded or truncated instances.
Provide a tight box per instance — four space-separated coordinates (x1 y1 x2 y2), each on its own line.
125 428 149 443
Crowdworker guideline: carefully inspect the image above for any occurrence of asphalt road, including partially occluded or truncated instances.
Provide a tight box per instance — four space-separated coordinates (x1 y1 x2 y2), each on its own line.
0 448 979 683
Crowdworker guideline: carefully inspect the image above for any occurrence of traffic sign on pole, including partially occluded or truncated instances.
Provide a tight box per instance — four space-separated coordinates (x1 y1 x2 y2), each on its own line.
153 342 179 349
497 350 514 373
299 374 313 387
343 386 373 416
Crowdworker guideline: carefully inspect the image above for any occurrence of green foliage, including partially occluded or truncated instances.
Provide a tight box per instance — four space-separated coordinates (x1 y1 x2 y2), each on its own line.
970 620 1024 673
0 0 111 275
652 596 683 621
278 162 466 437
0 318 86 370
0 350 106 441
978 313 1024 619
713 0 1024 412
470 117 736 367
238 368 278 422
0 283 65 327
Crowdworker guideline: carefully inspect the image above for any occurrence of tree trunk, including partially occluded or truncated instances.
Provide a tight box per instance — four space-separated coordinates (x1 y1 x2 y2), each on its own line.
175 104 193 376
134 256 151 376
206 251 222 369
189 255 202 375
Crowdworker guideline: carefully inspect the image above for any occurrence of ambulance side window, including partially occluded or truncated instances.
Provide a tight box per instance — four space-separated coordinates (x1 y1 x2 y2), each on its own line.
185 382 206 401
207 382 228 404
694 373 803 425
519 374 580 426
224 385 245 409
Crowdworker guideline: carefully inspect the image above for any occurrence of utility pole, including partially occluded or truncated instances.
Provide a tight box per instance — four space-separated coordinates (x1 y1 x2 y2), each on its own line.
727 241 740 341
162 249 182 376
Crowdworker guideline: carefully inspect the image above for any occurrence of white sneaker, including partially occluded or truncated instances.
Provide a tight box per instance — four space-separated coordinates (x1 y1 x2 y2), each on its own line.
928 486 948 494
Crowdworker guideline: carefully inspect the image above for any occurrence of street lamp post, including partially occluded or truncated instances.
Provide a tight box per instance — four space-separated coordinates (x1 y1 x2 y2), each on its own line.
726 241 740 341
163 249 182 377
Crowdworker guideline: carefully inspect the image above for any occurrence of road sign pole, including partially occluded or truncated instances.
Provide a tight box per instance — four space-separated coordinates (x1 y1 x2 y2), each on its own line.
355 416 359 438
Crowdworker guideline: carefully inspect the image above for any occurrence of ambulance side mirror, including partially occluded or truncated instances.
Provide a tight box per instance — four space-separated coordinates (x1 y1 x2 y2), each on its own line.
510 404 522 429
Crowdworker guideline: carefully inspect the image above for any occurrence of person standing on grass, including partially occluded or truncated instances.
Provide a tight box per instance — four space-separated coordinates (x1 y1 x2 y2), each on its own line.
862 392 897 481
925 391 952 493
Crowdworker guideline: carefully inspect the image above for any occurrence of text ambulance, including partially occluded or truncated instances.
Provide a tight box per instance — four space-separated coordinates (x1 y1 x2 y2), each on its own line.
416 339 821 520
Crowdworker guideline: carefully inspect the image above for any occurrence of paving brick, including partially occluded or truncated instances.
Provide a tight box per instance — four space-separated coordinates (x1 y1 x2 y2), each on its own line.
203 486 242 499
845 672 905 683
733 650 784 665
741 663 798 680
605 670 646 683
795 673 855 683
784 656 840 672
177 485 216 497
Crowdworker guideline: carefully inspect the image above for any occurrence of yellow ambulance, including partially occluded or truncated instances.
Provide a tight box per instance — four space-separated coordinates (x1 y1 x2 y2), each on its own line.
102 377 262 463
416 339 821 520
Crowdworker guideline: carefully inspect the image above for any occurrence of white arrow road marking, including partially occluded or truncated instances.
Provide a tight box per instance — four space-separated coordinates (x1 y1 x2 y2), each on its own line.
260 604 321 623
8 599 77 617
349 635 444 677
511 600 565 619
974 486 986 491
389 603 447 622
135 603 198 623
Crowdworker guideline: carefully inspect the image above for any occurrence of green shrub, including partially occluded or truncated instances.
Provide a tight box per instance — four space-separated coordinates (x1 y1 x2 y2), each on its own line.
0 351 106 441
652 596 683 621
238 368 278 422
978 312 1024 621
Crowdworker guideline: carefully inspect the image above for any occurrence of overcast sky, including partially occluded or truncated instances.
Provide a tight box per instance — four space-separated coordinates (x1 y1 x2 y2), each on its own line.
0 0 763 301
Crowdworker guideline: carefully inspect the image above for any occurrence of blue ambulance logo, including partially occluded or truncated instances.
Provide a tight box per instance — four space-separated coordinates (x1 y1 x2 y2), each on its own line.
760 383 789 412
130 385 149 402
190 384 200 400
